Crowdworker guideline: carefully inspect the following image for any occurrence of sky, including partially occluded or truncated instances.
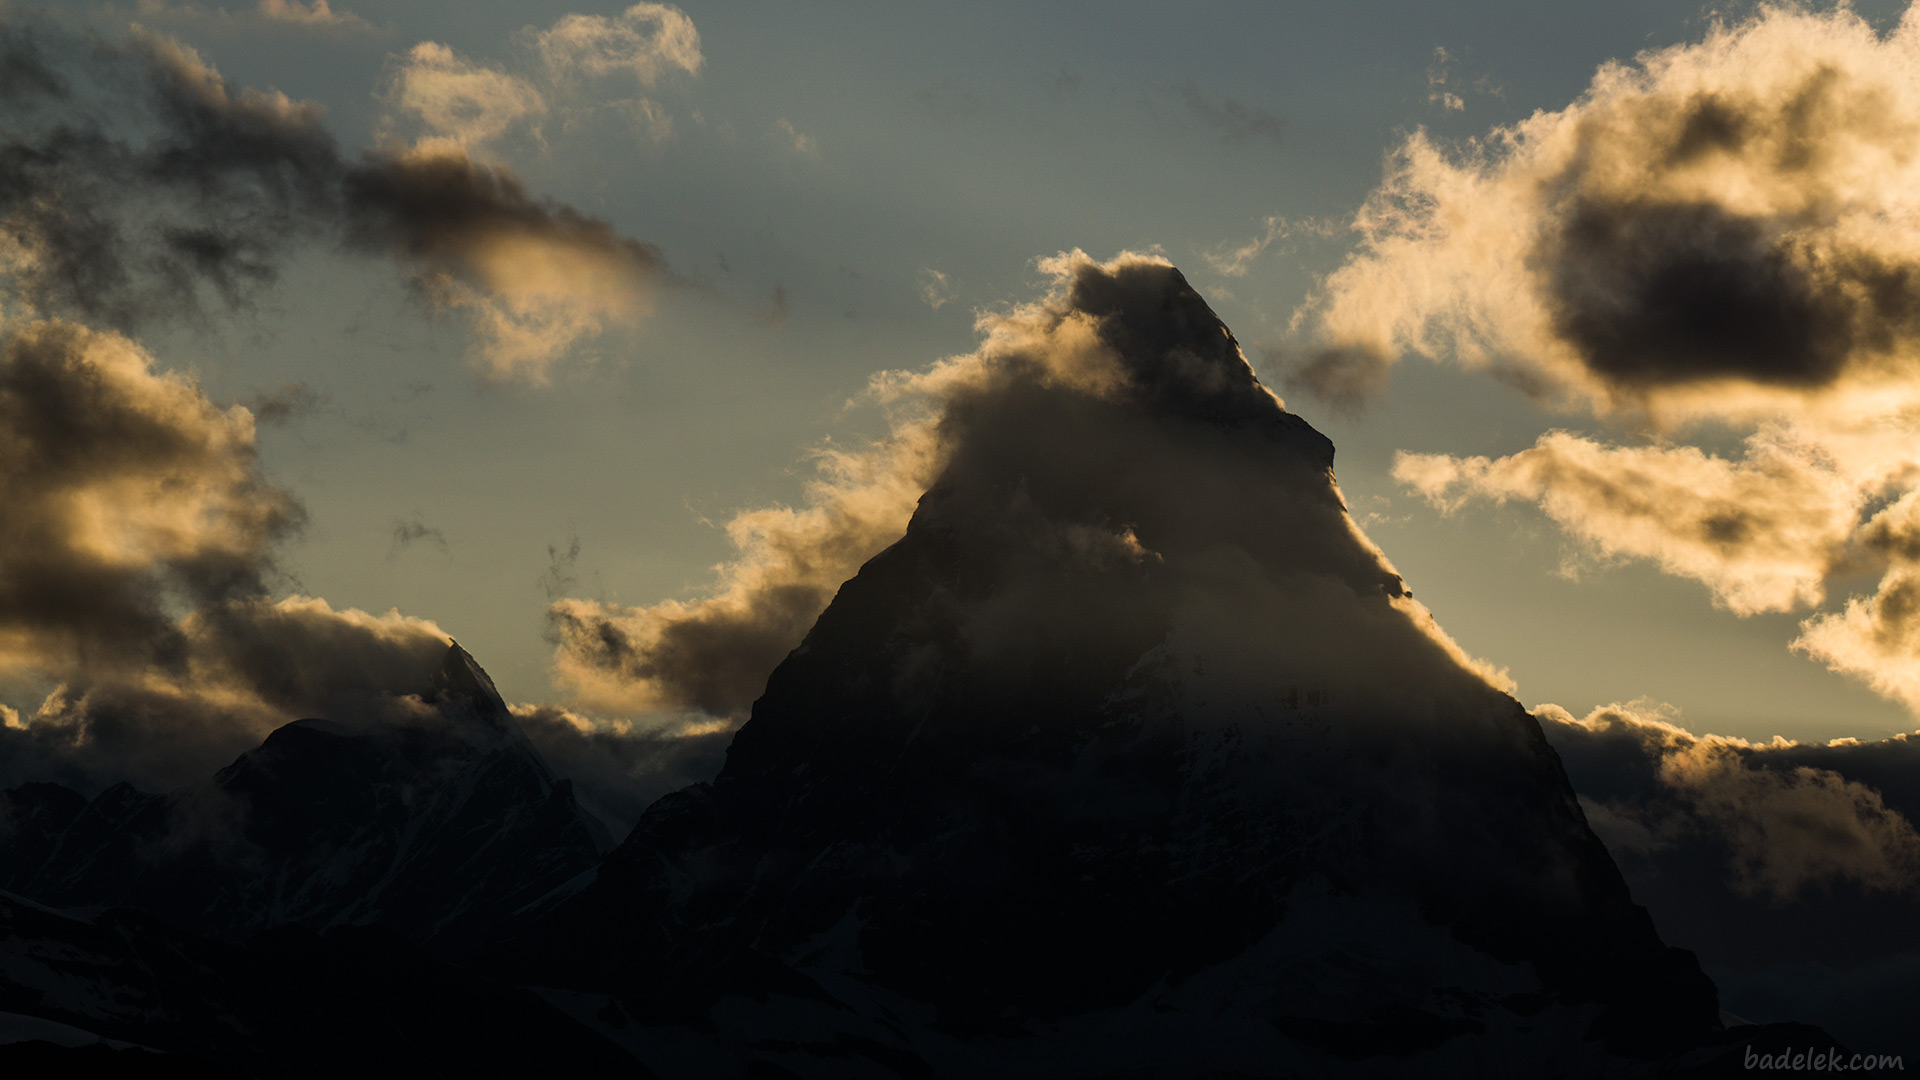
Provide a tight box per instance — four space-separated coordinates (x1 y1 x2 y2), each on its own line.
6 0 1920 787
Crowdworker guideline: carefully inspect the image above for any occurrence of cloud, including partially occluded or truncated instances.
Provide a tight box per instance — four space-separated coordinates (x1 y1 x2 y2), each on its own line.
1203 214 1341 277
549 251 1509 718
0 22 666 382
342 144 664 382
773 117 816 156
382 42 546 149
0 25 340 329
510 703 729 831
919 268 954 310
1395 427 1862 615
1427 47 1466 112
0 321 301 675
521 2 700 140
0 320 452 790
549 415 941 715
1301 5 1920 416
243 381 324 425
118 0 376 34
3 595 452 791
1795 565 1920 712
1540 701 1920 900
1298 5 1920 715
256 0 371 31
532 3 702 86
1171 81 1284 145
389 515 449 558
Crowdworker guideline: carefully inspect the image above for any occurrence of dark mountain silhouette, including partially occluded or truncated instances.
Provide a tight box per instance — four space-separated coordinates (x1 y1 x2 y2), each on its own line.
491 259 1784 1076
0 259 1842 1076
0 643 606 956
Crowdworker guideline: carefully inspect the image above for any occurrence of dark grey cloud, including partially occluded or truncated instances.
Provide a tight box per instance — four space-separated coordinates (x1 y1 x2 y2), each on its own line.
1275 343 1392 414
0 18 666 380
1303 6 1920 410
538 536 580 602
243 381 324 425
389 515 450 558
1172 81 1283 145
1544 196 1920 392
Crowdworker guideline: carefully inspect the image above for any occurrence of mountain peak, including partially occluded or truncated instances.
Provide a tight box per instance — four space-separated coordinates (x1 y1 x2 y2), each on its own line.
508 254 1721 1074
429 640 511 732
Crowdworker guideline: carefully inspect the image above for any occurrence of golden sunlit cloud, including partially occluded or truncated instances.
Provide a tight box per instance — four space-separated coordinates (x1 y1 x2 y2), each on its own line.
1289 4 1920 714
551 251 1512 717
1541 701 1920 899
344 144 665 383
383 42 547 149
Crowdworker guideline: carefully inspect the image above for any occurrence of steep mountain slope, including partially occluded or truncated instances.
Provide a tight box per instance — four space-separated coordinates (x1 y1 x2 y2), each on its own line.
1 643 606 954
501 256 1735 1077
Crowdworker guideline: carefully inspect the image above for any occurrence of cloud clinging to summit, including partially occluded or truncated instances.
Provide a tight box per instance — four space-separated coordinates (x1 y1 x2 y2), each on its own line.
550 251 1510 719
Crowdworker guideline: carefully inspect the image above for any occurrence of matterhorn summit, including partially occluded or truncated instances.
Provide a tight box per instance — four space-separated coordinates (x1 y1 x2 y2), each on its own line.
502 255 1746 1077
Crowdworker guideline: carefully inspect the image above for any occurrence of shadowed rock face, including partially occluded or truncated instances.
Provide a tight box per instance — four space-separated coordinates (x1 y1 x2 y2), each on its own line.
505 258 1724 1077
1 643 608 955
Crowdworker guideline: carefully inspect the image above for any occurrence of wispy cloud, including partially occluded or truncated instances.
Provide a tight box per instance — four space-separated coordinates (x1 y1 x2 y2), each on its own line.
1204 214 1341 277
1170 81 1283 145
919 268 954 309
0 25 670 382
773 117 817 156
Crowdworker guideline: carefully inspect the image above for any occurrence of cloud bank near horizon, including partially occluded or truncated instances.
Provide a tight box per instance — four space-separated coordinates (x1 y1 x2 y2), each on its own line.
1541 700 1920 901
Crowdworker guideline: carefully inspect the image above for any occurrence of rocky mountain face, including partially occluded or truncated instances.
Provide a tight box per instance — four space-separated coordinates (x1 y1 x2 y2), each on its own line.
0 643 607 956
498 260 1741 1077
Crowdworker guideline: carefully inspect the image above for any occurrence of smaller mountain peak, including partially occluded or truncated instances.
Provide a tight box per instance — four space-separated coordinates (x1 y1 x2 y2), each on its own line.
430 641 512 732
